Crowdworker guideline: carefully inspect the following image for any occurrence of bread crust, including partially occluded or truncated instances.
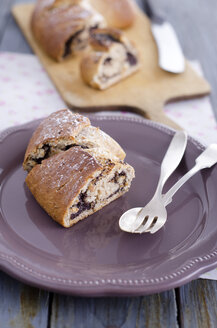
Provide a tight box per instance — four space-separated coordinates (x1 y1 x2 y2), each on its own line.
80 52 101 87
23 109 90 170
90 0 136 29
23 109 126 171
31 0 105 61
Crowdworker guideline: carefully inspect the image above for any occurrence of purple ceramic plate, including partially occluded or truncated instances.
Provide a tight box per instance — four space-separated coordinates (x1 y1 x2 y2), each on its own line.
0 115 217 296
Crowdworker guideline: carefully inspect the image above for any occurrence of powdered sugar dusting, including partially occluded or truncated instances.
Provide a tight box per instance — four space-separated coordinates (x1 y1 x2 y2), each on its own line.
31 109 90 147
38 147 101 193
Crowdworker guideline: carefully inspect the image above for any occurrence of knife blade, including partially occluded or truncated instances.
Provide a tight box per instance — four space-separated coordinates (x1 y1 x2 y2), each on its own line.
144 0 185 74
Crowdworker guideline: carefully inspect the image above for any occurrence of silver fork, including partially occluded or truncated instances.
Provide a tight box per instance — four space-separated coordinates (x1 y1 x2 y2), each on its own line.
133 144 217 234
119 130 188 233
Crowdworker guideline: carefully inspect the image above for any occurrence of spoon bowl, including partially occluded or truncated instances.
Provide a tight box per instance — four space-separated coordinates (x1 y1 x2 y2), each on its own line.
119 207 142 233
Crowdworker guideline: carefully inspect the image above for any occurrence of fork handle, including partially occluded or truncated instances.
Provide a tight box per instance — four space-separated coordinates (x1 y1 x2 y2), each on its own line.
154 131 187 197
163 144 217 205
163 164 202 206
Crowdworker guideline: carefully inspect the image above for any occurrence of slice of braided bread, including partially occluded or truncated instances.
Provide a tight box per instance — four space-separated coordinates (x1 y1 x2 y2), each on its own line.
23 109 135 227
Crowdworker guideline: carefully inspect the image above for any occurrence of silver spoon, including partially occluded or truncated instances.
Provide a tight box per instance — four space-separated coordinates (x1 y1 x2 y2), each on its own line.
120 143 217 234
119 130 188 232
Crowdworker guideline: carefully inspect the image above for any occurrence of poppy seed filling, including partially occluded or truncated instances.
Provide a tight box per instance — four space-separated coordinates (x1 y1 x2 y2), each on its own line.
70 171 127 221
31 144 89 167
70 192 92 220
63 29 85 58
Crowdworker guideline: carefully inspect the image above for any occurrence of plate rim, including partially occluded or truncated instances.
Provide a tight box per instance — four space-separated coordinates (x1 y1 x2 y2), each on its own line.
0 114 216 296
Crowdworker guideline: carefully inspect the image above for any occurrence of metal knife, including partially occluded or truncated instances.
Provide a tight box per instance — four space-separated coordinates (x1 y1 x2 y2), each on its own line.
144 0 185 74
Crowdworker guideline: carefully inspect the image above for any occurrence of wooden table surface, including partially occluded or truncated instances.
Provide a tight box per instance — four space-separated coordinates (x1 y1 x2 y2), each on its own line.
0 0 217 327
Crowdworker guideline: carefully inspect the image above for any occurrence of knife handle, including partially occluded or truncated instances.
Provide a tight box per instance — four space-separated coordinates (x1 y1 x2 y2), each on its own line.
144 0 164 24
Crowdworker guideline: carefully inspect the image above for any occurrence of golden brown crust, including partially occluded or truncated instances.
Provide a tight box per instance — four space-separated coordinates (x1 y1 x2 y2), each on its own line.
26 147 102 226
23 109 90 169
31 0 105 61
23 109 126 171
31 0 88 61
80 52 101 87
90 0 136 29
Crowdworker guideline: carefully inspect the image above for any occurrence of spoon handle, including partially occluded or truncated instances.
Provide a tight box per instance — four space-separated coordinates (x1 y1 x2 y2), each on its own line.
154 131 187 196
163 144 217 206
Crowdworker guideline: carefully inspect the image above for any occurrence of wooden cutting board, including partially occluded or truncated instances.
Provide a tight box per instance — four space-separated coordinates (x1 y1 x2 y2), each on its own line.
12 1 210 129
